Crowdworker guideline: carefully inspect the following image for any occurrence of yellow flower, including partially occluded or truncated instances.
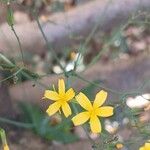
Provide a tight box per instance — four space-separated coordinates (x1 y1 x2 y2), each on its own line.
139 142 150 150
72 90 114 133
3 144 9 150
116 143 124 149
43 79 75 117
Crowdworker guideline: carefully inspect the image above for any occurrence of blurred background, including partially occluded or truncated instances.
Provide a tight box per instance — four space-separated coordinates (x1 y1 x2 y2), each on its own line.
0 0 150 149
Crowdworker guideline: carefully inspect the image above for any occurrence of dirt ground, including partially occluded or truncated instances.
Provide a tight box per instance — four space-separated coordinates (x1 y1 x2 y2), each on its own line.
8 130 92 150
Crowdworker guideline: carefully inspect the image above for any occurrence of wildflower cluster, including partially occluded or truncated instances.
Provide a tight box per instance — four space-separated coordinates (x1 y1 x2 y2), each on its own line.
43 79 114 133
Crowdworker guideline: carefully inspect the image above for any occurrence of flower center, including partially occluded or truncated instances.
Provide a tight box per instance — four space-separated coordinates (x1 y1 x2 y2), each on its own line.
59 95 67 104
89 108 97 117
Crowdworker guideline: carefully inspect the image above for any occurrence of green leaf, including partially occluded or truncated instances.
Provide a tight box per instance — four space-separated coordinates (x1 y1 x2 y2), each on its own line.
19 103 78 143
7 7 14 26
21 68 40 80
0 64 15 70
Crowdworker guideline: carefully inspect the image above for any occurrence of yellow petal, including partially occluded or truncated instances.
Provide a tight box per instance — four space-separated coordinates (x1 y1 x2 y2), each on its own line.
93 90 108 108
96 106 114 117
62 102 72 117
145 143 150 149
58 79 65 95
44 90 59 100
116 143 123 149
139 147 144 150
46 102 61 116
76 92 92 110
90 115 101 133
72 112 90 126
3 144 9 150
65 88 75 101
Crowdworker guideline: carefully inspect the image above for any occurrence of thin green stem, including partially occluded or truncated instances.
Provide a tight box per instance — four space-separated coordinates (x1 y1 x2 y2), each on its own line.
85 23 128 70
74 0 113 70
0 128 10 149
11 26 25 66
0 117 34 129
0 68 23 83
0 128 7 145
83 8 149 71
6 1 25 66
74 72 150 99
21 70 48 88
34 11 65 72
83 125 96 147
0 52 15 67
66 76 96 147
74 73 121 95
